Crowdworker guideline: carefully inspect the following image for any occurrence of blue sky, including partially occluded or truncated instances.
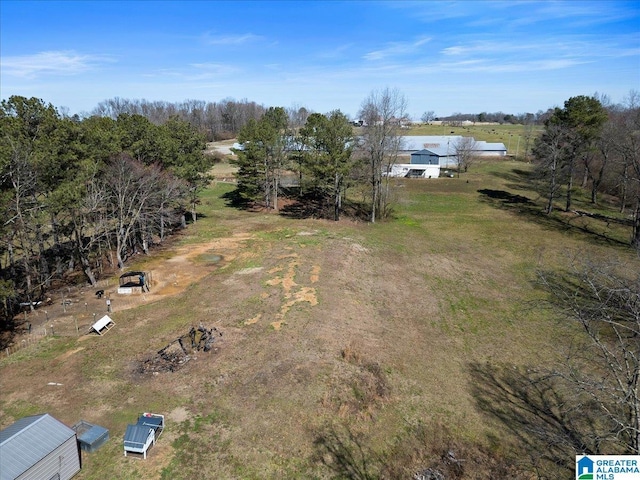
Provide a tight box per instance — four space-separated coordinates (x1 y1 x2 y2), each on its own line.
1 0 639 119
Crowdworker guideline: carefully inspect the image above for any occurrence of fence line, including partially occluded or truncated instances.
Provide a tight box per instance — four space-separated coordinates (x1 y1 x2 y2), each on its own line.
6 276 153 358
4 329 49 357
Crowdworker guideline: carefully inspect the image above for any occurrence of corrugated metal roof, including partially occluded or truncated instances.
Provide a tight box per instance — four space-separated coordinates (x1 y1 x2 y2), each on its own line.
477 141 507 150
401 135 463 151
124 424 153 449
75 422 109 446
0 414 76 480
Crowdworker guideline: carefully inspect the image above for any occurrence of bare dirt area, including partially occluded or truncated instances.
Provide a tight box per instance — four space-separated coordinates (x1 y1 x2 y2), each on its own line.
5 232 253 343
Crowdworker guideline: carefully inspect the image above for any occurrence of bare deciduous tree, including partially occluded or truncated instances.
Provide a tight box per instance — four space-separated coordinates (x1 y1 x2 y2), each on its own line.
532 123 569 213
614 92 640 248
420 110 436 124
538 258 640 455
104 154 165 269
357 88 407 223
472 257 640 478
453 136 478 174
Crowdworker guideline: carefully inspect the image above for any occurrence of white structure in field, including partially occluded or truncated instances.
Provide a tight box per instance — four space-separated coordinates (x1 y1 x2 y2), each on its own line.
386 136 507 178
91 315 115 335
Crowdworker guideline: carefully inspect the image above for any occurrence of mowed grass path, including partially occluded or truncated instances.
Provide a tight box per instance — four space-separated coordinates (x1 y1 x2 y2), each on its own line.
1 158 637 479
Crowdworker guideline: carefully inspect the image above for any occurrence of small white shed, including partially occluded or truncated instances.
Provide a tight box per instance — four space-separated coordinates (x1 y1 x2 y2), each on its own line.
90 315 115 335
0 414 81 480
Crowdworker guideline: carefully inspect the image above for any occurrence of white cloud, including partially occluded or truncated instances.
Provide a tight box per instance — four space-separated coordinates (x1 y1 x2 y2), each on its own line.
364 36 432 61
1 51 114 78
201 32 263 46
190 62 239 75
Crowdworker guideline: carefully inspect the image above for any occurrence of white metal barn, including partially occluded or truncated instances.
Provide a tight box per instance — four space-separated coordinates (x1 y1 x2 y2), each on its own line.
384 136 507 177
0 414 81 480
401 136 507 162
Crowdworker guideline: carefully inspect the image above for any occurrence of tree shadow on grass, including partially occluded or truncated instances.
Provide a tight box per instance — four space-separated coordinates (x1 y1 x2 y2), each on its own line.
220 188 253 210
477 187 629 248
468 361 602 478
220 187 371 221
313 424 380 480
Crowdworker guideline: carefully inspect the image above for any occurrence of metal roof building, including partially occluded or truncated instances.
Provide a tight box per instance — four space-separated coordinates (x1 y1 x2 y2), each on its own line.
399 136 507 156
0 414 80 480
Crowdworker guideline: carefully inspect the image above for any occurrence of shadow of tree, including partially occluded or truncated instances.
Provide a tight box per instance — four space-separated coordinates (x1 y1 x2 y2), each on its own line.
220 186 371 221
468 361 602 478
220 188 253 209
477 184 629 248
477 189 534 205
313 424 380 480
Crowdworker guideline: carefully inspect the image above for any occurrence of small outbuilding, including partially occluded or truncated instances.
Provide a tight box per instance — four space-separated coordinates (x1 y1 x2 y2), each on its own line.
123 413 164 459
90 315 115 335
118 271 150 295
0 413 81 480
72 420 109 453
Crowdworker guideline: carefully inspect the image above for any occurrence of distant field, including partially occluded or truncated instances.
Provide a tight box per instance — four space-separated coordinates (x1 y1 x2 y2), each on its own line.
1 158 635 479
407 122 543 157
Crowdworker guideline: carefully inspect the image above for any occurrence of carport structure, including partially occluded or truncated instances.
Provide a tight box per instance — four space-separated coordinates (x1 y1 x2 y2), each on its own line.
117 271 151 294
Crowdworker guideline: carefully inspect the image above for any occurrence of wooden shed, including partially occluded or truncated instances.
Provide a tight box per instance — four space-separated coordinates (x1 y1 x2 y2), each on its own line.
0 414 81 480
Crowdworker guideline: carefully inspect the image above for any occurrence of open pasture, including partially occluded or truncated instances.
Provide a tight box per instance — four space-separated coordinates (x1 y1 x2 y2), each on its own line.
1 158 636 479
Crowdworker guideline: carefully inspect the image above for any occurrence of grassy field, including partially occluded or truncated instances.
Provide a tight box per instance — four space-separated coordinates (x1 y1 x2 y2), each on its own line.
1 157 636 479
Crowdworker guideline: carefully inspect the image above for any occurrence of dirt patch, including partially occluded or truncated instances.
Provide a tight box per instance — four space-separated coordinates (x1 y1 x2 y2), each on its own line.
8 233 254 347
55 347 85 361
244 253 319 330
168 406 190 423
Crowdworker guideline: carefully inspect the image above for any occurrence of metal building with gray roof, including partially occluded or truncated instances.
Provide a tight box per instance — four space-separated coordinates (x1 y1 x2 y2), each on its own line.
0 414 80 480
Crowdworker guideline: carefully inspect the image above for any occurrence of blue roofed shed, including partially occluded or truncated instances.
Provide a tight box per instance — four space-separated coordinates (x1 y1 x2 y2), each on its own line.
123 413 164 459
0 413 81 480
72 420 109 453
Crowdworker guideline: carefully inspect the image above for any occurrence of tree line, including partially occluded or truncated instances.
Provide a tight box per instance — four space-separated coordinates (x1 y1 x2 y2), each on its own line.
0 95 214 319
531 92 640 247
87 97 314 142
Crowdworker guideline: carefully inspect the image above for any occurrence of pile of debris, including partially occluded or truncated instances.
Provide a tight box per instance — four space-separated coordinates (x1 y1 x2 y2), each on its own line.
135 324 222 375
